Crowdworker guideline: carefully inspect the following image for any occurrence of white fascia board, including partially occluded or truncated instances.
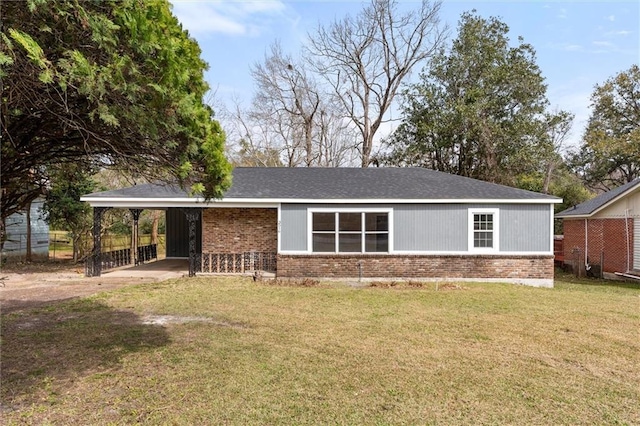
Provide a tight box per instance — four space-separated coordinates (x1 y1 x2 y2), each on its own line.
555 213 590 219
81 196 561 207
278 250 554 256
80 197 279 209
274 198 561 204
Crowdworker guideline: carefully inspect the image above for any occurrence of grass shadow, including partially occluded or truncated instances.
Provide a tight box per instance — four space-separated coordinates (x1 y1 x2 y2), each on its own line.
555 269 640 290
1 297 170 406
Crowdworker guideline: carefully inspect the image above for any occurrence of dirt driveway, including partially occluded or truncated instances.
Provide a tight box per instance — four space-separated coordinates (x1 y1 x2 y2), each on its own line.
0 262 175 313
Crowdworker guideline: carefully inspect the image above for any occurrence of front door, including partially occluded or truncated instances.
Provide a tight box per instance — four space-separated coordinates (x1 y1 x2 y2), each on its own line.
166 208 202 258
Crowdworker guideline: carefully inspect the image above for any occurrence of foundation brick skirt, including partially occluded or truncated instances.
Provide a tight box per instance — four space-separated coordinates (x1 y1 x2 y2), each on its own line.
277 254 555 287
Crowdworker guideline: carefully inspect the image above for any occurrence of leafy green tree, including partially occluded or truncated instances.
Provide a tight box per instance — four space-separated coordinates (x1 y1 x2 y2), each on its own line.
384 11 569 187
569 65 640 191
43 165 98 262
1 0 231 237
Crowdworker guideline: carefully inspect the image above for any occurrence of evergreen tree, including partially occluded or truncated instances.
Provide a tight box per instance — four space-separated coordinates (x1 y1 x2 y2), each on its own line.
1 0 231 229
384 11 570 187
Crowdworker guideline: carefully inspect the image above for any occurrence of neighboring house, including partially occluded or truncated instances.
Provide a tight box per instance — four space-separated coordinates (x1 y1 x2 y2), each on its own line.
81 168 561 287
2 198 49 262
556 179 640 279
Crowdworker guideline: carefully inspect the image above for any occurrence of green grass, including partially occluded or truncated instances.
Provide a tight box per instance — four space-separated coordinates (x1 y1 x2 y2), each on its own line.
49 230 74 252
2 274 639 425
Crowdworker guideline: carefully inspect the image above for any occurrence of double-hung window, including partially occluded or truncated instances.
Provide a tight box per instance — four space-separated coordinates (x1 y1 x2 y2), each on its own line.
311 211 390 253
468 209 499 252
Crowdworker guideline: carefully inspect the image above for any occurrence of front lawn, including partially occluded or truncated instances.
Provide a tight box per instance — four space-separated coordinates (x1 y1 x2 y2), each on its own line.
2 275 638 425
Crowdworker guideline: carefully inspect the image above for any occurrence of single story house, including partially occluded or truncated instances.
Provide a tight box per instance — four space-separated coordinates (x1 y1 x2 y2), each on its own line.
556 178 640 279
81 167 561 287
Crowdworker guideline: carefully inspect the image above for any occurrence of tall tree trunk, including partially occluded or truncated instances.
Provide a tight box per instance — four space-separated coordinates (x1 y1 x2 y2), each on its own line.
151 211 159 245
305 120 313 167
542 160 555 194
0 216 5 254
25 200 32 262
131 225 136 265
72 233 81 263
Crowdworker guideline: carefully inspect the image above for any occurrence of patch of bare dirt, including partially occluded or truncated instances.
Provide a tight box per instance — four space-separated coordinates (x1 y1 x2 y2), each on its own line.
369 280 429 288
0 261 157 313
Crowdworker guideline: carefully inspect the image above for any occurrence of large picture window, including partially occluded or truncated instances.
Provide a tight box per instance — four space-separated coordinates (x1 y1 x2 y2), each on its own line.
468 208 499 252
311 211 389 253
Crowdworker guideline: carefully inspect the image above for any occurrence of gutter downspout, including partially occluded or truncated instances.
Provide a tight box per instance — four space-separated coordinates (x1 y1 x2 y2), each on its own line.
624 208 631 273
584 218 591 272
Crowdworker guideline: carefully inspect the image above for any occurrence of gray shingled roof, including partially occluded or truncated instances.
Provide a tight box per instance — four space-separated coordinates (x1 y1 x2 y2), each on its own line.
556 179 640 218
84 167 560 201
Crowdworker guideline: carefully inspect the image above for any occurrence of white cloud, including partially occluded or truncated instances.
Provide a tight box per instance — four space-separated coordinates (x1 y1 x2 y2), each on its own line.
605 29 633 37
241 1 286 14
553 43 584 52
171 0 288 37
607 15 615 22
173 4 245 35
593 41 614 48
557 8 567 19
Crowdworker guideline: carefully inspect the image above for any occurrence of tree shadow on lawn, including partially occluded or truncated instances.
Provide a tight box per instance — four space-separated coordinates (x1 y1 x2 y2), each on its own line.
555 269 640 290
1 297 170 406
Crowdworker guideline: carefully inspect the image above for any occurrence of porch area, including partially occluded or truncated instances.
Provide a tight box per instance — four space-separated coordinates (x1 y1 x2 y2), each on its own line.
86 205 279 278
103 258 189 281
100 253 276 280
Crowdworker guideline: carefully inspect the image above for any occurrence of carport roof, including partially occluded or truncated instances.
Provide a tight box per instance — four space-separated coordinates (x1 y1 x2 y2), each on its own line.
82 167 561 207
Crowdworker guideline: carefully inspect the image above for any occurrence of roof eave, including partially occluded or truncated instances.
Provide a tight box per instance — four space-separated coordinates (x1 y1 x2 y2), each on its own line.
555 213 590 219
586 183 640 217
557 181 640 219
80 196 561 208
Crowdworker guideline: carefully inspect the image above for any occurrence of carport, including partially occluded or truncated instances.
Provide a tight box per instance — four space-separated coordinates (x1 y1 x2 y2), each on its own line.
81 183 204 278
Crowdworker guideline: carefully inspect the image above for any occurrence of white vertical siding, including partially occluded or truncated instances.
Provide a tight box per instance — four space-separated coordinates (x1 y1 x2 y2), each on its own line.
280 205 307 251
3 199 49 258
280 203 553 253
393 205 467 251
499 204 551 252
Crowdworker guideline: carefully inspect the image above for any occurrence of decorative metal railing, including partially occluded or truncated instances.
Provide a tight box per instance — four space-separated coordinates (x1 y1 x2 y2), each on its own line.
85 244 158 277
197 251 276 274
137 244 158 263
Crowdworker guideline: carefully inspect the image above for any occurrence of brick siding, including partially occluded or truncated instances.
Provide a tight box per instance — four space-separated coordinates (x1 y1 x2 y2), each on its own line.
562 218 633 273
277 254 554 280
201 207 554 282
202 208 277 253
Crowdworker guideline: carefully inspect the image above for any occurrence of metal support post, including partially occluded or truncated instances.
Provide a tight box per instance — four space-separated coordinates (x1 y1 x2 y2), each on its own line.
90 207 110 277
182 208 201 277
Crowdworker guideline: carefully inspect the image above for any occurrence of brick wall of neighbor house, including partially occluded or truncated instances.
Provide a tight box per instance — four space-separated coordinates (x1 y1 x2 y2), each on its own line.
562 218 633 273
562 219 585 272
202 208 277 253
277 254 554 281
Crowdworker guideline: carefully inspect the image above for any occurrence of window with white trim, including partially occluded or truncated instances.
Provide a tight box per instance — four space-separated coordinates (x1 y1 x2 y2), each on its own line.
468 209 499 252
311 211 389 253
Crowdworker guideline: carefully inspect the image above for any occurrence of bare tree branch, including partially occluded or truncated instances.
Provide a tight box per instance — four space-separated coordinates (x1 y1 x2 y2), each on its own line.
306 0 447 167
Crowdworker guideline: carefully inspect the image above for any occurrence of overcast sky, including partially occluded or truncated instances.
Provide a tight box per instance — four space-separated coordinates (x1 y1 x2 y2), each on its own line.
171 0 639 150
